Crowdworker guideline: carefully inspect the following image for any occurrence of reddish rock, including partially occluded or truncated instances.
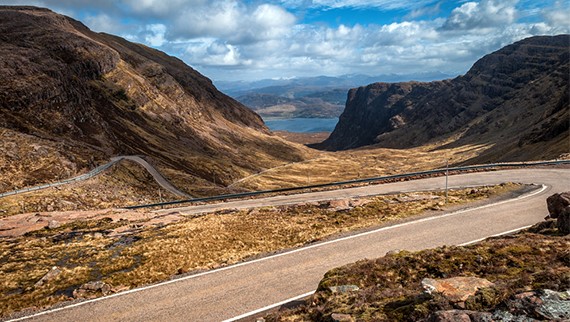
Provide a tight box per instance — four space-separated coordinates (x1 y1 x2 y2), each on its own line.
422 277 494 306
328 199 352 211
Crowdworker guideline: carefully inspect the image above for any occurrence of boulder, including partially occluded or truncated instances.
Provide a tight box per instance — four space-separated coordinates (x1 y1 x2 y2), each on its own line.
422 277 494 307
502 289 570 320
557 207 570 235
34 266 62 287
546 192 570 219
47 220 61 229
328 199 352 211
73 281 112 299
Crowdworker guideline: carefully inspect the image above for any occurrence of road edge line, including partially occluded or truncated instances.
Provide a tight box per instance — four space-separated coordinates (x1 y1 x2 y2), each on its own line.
221 291 315 322
223 220 542 322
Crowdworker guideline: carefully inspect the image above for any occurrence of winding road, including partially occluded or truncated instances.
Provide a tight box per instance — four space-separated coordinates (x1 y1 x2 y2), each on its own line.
0 156 190 199
112 156 190 197
10 168 570 322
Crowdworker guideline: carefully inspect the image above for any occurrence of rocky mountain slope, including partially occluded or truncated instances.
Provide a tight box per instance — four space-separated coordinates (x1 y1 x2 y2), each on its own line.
316 35 569 163
0 6 308 195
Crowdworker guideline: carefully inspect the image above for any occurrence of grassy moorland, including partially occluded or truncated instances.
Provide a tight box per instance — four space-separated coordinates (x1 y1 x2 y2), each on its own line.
0 184 522 317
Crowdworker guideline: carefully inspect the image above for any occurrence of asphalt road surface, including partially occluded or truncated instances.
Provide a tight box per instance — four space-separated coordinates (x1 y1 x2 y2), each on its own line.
12 168 569 322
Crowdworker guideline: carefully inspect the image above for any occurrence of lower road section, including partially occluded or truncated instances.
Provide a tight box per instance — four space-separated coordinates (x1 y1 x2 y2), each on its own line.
15 168 569 322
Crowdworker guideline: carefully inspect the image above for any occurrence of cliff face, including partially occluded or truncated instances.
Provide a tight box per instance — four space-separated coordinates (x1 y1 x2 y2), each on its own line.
0 6 307 193
317 35 569 162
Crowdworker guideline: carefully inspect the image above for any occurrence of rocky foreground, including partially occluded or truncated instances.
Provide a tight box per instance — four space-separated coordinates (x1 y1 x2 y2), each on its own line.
266 193 570 321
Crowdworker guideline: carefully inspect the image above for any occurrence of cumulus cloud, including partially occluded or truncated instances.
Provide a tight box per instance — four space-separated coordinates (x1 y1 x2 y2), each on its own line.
169 1 295 44
441 0 518 31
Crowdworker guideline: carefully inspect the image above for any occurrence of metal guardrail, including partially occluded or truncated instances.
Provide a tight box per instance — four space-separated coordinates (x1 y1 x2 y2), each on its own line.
124 159 570 210
0 159 122 198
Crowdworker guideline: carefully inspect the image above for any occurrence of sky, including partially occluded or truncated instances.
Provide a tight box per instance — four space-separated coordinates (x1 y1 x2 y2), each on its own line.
1 0 569 81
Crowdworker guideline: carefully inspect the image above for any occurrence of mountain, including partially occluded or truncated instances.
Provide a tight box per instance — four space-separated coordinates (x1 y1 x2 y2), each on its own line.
315 35 570 162
0 6 307 195
216 73 452 119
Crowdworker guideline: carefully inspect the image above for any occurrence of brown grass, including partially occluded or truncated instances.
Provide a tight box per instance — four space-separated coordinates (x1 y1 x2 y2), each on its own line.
0 183 522 317
231 139 495 191
0 160 181 217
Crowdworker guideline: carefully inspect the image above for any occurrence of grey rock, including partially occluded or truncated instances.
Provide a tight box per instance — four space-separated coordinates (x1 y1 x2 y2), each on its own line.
47 220 61 229
328 285 360 293
73 281 112 299
34 266 62 287
491 311 537 322
501 289 570 320
535 289 570 320
331 313 354 322
385 249 402 256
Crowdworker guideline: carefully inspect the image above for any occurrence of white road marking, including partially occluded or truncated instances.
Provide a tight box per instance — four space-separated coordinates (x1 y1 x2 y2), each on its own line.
224 216 543 322
221 291 315 322
458 225 534 246
7 184 547 322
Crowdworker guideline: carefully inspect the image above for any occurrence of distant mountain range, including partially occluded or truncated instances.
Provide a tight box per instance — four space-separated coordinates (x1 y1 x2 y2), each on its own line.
215 73 453 118
314 35 570 163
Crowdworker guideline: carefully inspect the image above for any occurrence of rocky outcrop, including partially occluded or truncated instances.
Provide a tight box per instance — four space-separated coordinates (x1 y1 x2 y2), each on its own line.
546 192 570 234
0 6 307 192
547 192 570 218
316 35 569 163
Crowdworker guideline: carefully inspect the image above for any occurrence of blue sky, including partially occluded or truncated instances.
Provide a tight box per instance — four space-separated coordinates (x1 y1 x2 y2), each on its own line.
1 0 569 81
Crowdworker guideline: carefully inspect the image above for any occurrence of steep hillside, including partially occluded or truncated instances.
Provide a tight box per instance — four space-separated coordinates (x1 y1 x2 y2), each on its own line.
0 6 308 195
316 35 569 162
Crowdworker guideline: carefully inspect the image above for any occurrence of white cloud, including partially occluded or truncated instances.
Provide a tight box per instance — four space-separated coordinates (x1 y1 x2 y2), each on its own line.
169 1 295 44
144 24 167 47
284 0 440 10
83 14 123 34
441 0 518 30
542 2 570 29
